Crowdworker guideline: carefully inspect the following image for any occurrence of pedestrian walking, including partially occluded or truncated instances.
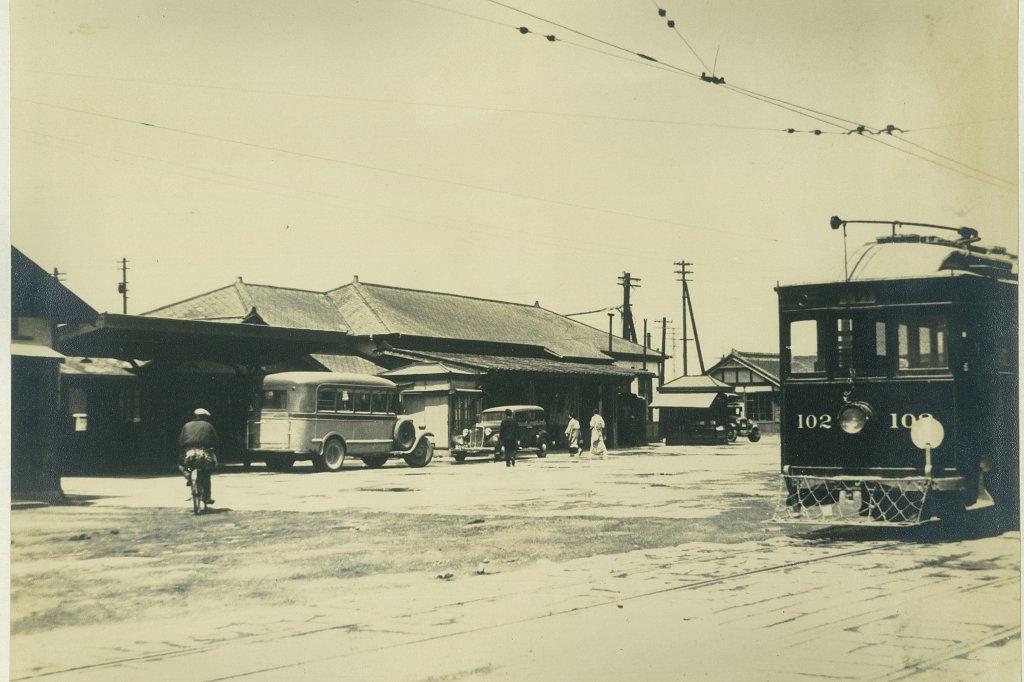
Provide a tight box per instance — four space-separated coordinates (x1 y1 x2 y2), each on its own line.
564 413 581 456
499 408 519 467
589 409 607 458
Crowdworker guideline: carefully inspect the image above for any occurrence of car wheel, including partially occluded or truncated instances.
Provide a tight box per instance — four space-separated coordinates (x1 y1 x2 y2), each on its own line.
265 454 295 472
316 438 346 472
748 429 762 443
453 453 466 463
536 438 548 458
726 428 738 443
361 455 388 469
404 438 433 468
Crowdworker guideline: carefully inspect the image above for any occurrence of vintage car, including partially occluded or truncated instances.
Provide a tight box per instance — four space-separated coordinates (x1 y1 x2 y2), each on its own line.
725 401 762 443
451 405 550 462
246 372 434 471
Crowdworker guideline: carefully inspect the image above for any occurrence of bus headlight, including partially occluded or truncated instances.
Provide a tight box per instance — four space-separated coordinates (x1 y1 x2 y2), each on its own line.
484 427 492 437
839 401 875 434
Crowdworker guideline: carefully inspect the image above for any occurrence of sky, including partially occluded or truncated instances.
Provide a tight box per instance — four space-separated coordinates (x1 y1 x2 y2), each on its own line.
9 0 1018 376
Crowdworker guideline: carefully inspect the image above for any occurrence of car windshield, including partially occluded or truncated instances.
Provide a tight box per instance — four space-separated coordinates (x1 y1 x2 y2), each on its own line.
479 412 506 424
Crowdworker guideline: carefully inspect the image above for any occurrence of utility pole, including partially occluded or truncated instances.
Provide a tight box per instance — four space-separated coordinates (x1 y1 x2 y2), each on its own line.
117 258 129 314
617 272 641 343
607 312 615 353
642 318 648 371
654 317 672 387
684 279 706 373
674 261 692 375
51 267 65 282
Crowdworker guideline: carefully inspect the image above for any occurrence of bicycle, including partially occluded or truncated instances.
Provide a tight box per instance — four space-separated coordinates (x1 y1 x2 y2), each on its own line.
180 447 217 515
184 467 207 515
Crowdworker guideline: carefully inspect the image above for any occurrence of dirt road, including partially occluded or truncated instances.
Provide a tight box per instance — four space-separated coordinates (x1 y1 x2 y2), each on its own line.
10 441 1020 680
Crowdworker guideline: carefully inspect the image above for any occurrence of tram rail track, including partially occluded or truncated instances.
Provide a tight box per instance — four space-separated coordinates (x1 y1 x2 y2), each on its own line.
15 540 922 681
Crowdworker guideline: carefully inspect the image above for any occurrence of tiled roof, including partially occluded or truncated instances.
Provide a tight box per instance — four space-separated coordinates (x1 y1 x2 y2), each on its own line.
660 375 734 392
144 279 347 332
12 246 98 323
328 280 657 361
310 353 387 375
144 277 663 363
728 350 781 383
384 349 642 377
709 349 819 381
60 357 136 376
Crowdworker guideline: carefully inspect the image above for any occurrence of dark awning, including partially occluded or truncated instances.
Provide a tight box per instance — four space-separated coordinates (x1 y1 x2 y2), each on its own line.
384 349 650 379
58 314 352 367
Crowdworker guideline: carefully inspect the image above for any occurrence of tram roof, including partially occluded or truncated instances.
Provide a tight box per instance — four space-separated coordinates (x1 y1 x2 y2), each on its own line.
847 235 1017 283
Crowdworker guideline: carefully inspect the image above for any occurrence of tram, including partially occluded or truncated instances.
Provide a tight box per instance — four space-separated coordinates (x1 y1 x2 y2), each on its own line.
774 217 1018 526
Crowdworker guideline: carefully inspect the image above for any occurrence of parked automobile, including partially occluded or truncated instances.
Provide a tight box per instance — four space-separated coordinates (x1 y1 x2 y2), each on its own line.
451 405 550 462
726 401 762 443
246 372 434 471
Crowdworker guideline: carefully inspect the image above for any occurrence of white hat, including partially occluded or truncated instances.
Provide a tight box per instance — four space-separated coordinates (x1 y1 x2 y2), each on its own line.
194 408 211 417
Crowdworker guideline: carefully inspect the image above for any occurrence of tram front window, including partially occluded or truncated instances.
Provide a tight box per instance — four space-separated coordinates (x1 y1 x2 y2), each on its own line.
788 319 823 374
843 318 888 376
898 319 948 371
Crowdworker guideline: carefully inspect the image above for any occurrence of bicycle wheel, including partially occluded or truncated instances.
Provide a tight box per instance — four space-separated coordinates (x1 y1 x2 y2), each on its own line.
191 477 202 515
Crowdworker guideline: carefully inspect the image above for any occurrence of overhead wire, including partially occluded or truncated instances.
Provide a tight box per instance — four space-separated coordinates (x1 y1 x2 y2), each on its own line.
474 0 1014 190
14 96 789 244
13 66 780 133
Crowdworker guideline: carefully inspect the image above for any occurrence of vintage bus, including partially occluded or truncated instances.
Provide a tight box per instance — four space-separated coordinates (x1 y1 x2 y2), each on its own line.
246 372 434 471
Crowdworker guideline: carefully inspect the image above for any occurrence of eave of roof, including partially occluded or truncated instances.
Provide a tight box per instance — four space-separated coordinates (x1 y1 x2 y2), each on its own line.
383 349 646 378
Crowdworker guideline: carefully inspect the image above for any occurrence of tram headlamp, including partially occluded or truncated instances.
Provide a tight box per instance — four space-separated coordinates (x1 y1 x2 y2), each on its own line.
839 401 875 434
484 427 492 437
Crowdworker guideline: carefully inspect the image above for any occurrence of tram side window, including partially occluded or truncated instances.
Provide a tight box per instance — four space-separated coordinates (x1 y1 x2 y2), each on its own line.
788 319 823 373
898 319 948 370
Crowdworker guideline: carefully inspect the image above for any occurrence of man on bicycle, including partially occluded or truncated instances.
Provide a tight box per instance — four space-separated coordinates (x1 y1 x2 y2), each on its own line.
178 408 219 505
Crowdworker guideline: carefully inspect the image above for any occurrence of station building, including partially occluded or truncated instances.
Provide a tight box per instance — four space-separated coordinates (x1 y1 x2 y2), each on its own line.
48 272 663 473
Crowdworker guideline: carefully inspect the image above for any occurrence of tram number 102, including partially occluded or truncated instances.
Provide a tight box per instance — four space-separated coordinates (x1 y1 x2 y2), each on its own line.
795 413 932 429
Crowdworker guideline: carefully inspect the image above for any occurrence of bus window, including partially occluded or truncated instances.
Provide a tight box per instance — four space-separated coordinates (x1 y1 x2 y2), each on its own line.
354 392 372 413
788 320 822 373
386 393 398 414
262 389 288 410
337 390 353 412
371 393 388 413
317 388 337 412
898 319 948 370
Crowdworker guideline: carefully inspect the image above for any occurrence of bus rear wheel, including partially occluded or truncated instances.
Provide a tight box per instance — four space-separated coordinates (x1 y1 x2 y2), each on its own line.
315 439 346 472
